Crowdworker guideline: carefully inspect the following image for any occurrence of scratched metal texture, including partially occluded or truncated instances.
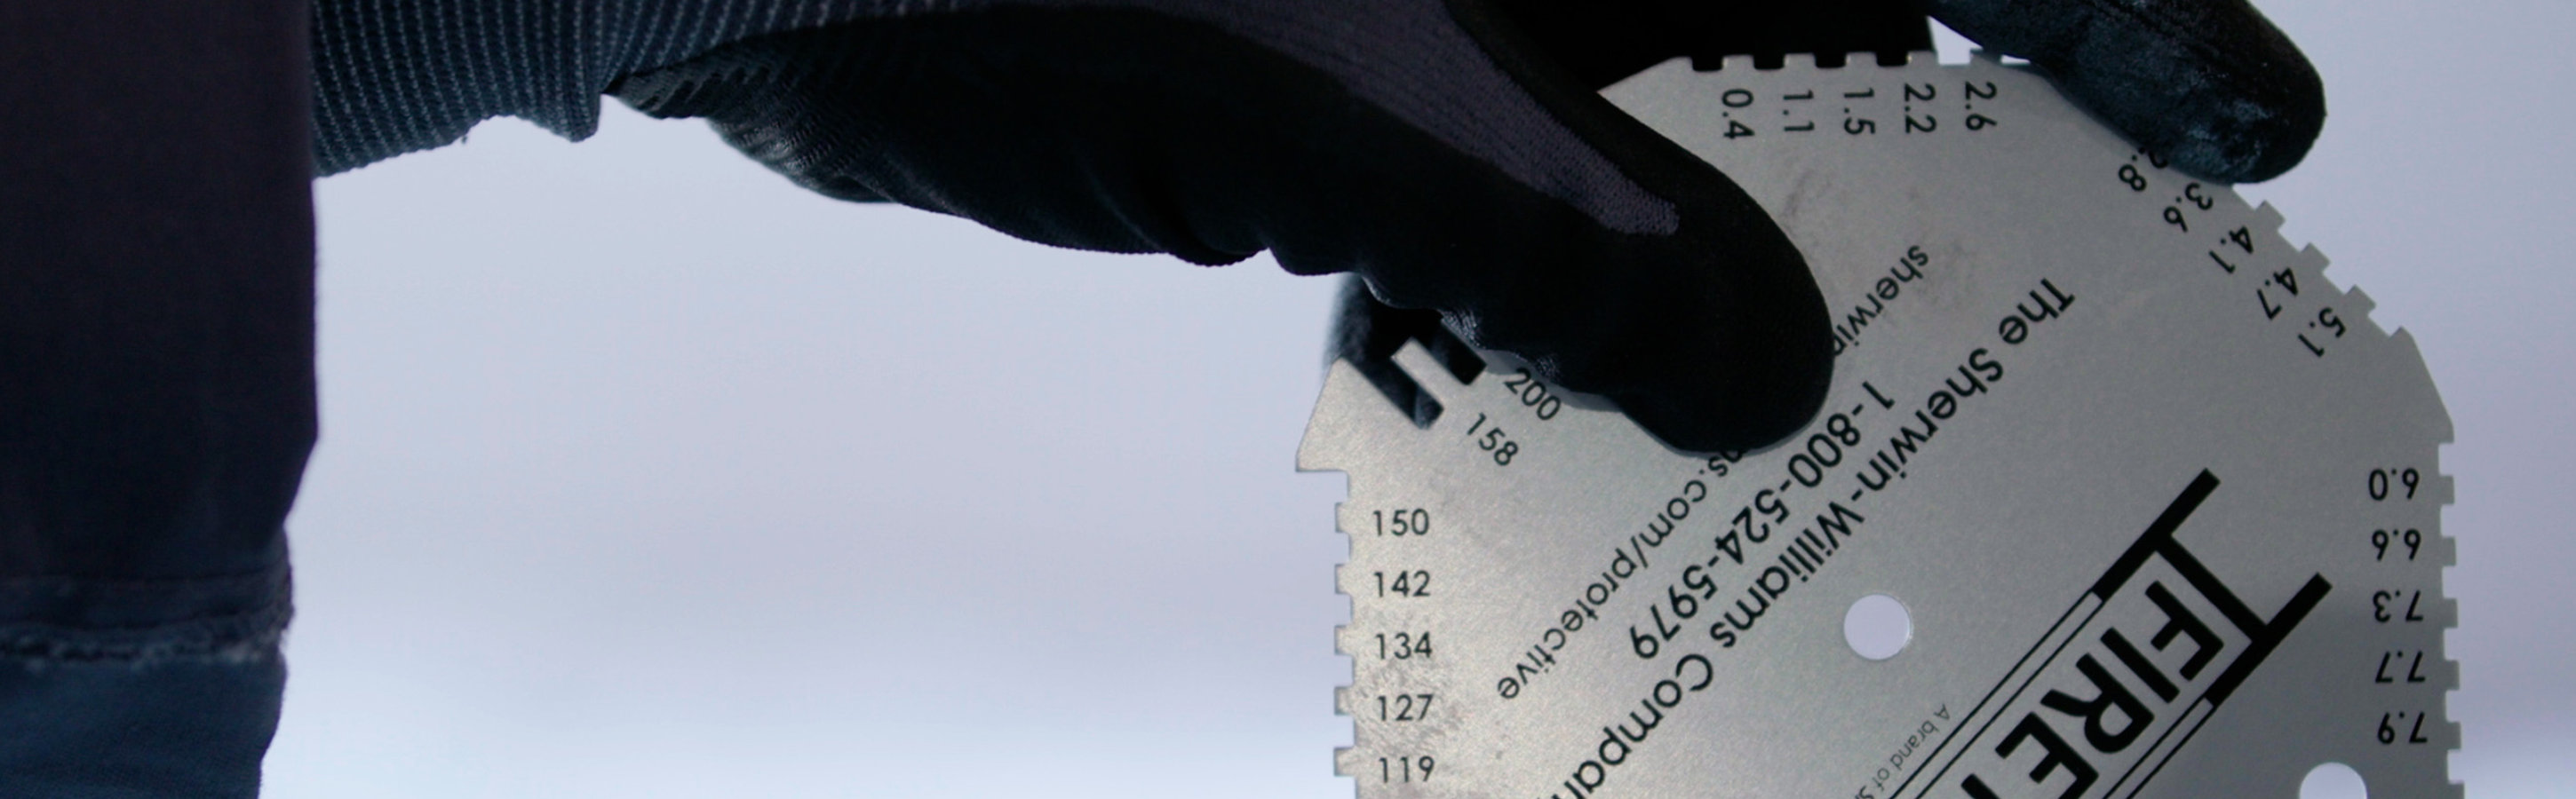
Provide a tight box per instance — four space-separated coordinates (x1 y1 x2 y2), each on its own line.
1299 52 2456 799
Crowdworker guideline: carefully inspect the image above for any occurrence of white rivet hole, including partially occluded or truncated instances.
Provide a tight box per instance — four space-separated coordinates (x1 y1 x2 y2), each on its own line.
2300 763 2366 799
1843 593 1912 661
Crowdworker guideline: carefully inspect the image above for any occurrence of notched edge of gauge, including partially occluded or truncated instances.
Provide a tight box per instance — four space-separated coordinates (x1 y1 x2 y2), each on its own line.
1299 52 2462 796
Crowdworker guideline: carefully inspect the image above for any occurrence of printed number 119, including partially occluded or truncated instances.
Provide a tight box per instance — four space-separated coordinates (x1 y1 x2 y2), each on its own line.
1379 755 1435 783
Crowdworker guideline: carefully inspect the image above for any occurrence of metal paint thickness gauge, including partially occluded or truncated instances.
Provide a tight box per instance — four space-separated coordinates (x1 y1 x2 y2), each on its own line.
1299 53 2457 798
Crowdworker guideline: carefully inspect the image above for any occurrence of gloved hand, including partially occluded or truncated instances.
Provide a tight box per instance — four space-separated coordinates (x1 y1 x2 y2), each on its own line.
608 0 2324 452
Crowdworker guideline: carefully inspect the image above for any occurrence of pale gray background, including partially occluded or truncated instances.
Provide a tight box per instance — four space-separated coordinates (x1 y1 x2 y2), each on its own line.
266 4 2574 795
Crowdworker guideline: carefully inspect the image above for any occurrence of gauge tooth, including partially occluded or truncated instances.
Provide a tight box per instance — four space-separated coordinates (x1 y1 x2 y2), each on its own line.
2294 242 2334 282
2343 286 2381 328
1332 563 1356 655
2418 468 2457 505
1716 53 1760 73
2431 518 2461 567
2296 242 2331 271
1781 51 1818 71
1387 340 1469 404
2251 200 2287 232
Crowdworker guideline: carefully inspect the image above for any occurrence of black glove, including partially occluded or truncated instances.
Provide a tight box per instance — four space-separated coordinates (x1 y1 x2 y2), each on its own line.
610 0 2324 452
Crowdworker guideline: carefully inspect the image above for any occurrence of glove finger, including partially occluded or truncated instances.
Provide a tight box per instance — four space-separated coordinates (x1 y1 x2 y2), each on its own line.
615 5 1833 451
1928 0 2325 182
1327 276 1490 431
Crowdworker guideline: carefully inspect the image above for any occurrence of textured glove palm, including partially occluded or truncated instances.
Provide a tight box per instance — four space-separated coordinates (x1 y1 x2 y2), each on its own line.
607 0 2323 451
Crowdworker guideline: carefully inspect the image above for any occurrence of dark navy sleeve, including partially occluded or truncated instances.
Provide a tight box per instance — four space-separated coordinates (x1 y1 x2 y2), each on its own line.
2 3 311 795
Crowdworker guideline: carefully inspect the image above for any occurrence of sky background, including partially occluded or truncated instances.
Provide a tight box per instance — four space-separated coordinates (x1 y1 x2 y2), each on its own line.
265 3 2574 796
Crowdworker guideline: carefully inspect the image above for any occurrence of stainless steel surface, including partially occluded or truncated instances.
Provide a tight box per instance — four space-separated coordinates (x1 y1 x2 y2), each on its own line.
1300 52 2456 798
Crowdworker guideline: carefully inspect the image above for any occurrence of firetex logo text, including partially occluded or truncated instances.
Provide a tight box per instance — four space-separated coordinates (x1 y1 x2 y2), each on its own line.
1879 471 2332 799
